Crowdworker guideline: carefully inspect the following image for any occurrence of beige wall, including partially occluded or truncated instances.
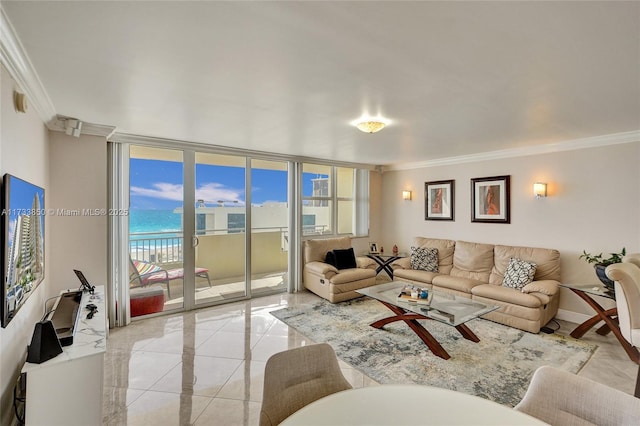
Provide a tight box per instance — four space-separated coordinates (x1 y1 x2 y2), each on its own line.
0 67 108 425
0 65 50 426
48 132 108 295
379 142 640 318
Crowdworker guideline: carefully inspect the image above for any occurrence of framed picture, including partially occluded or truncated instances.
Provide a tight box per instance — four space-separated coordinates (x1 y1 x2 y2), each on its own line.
471 175 510 223
425 180 455 221
369 242 379 254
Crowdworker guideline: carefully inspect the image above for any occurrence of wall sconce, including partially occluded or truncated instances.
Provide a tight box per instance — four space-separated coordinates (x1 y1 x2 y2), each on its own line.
402 190 412 201
533 182 547 198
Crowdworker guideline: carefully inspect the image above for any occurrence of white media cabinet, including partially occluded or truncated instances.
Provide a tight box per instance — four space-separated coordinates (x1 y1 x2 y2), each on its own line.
21 286 107 425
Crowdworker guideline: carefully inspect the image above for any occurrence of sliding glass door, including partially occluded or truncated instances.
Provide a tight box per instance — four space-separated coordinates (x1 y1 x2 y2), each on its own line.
250 159 289 295
193 152 247 305
128 146 185 316
126 145 292 318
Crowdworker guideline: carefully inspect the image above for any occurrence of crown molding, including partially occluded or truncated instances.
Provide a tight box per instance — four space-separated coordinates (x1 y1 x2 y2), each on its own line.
0 7 57 125
49 116 116 139
110 132 378 170
81 122 117 138
382 130 640 172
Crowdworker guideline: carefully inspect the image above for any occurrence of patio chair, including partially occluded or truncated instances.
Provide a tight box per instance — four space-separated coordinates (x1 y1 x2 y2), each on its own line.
129 258 212 299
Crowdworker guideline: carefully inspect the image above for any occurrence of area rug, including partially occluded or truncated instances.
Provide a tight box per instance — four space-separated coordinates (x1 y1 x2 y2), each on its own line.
270 297 598 407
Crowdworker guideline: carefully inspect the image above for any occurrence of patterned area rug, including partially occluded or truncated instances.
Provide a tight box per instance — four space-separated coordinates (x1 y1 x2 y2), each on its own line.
271 297 598 407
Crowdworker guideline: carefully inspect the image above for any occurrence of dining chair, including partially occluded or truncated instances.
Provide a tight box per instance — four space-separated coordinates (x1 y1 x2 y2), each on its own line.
515 366 640 424
606 262 640 397
259 343 352 426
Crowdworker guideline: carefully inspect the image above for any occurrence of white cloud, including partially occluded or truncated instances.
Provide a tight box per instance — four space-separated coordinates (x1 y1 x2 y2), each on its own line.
130 183 183 201
130 182 243 203
195 183 242 203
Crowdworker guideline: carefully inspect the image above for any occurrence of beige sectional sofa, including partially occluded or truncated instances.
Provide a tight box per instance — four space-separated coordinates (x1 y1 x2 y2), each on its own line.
303 237 377 303
392 237 561 333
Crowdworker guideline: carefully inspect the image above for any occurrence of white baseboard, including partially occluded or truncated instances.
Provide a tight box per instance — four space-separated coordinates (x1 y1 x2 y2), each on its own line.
555 309 592 325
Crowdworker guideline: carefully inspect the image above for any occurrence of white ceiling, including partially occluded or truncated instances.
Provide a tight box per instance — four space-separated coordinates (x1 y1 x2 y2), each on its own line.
3 1 639 166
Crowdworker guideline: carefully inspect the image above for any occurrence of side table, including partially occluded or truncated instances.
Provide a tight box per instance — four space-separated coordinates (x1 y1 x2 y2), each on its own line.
561 283 639 363
365 253 406 279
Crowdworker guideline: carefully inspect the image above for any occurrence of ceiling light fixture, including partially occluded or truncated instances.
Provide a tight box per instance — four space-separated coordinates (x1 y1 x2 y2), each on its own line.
356 120 386 133
352 116 390 134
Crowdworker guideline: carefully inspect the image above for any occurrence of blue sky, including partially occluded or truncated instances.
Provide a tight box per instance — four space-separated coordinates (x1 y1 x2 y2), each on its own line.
5 175 45 245
130 159 324 210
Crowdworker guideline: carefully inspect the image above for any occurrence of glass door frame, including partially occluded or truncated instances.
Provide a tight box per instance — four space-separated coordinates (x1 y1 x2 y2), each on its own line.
112 142 294 324
108 134 372 325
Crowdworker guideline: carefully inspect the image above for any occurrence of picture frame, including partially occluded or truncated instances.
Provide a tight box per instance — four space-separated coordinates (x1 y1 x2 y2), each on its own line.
471 175 510 223
369 242 379 254
425 180 455 221
2 174 46 327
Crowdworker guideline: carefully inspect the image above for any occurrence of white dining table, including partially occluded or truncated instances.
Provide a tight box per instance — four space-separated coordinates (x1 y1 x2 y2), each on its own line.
280 384 549 426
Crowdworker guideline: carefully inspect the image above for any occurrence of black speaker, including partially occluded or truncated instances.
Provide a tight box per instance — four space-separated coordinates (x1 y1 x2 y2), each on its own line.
26 320 63 364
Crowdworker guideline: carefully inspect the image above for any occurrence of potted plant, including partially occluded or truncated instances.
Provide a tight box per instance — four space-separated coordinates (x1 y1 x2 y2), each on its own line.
579 248 626 292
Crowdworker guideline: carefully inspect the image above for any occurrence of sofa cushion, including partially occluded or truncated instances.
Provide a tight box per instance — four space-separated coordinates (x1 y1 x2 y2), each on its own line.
490 244 561 285
333 248 357 270
450 240 494 282
329 268 376 284
432 274 485 294
394 268 440 284
412 237 456 274
472 284 543 308
410 246 439 272
502 257 537 290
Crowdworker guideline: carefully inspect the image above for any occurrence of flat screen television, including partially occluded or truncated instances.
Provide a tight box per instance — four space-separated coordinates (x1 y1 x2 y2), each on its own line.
1 174 45 328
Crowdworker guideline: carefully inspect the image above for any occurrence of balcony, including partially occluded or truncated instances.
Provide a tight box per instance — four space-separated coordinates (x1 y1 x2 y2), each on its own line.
129 228 290 314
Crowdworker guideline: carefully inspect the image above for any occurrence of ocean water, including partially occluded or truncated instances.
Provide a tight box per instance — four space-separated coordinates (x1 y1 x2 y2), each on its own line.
129 209 181 236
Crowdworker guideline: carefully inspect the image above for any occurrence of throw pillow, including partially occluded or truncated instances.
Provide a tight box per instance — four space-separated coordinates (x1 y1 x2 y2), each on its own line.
333 248 357 270
325 251 337 268
502 257 537 290
410 246 439 272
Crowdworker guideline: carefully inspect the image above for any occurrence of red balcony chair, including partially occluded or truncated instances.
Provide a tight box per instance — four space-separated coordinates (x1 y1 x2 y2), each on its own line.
129 257 212 299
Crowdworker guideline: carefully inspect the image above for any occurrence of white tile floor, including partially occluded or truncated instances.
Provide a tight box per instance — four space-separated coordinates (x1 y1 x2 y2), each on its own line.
103 290 637 425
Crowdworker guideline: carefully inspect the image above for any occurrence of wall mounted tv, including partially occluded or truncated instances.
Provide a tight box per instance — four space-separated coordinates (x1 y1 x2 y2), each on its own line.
1 174 45 328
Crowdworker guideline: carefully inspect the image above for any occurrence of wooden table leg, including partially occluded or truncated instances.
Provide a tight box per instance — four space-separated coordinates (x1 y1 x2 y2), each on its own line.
570 307 618 338
455 323 480 342
370 301 456 360
569 289 640 364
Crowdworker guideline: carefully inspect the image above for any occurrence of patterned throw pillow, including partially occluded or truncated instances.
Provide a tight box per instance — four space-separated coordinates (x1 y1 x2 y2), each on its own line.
502 257 537 290
410 246 439 272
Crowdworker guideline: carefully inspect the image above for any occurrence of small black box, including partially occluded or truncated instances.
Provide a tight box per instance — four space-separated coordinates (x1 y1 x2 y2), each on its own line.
26 320 63 364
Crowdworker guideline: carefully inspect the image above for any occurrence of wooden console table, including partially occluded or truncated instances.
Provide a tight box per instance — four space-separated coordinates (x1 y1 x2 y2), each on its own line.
561 283 639 364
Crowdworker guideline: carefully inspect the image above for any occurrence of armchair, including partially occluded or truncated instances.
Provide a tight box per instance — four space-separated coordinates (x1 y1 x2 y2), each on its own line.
606 262 640 397
303 237 377 303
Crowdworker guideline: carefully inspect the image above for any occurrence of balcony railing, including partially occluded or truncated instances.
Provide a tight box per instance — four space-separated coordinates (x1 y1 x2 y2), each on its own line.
130 224 329 266
129 231 183 264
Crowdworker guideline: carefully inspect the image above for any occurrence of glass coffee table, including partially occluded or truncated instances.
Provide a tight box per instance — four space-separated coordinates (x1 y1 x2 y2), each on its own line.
357 281 498 360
